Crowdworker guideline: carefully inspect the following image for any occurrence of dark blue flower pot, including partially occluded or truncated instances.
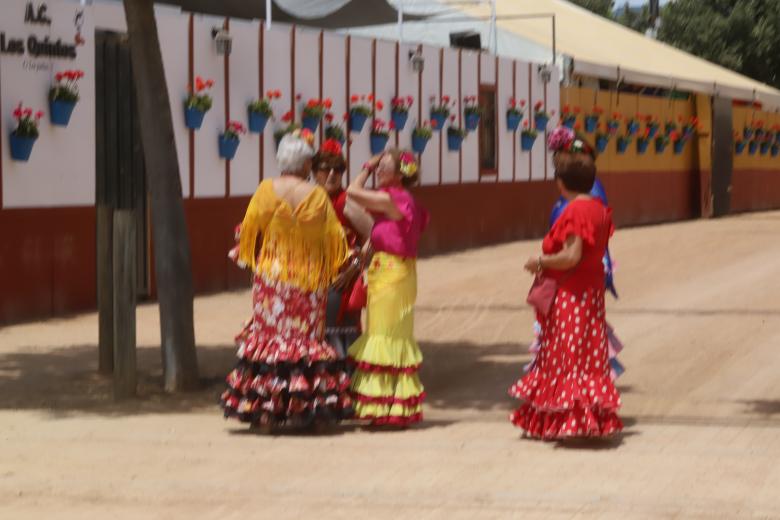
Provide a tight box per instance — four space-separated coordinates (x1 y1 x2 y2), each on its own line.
430 111 448 132
748 141 758 155
520 133 536 151
370 134 389 155
534 114 549 132
218 135 240 160
411 134 429 154
674 140 685 155
616 139 629 154
349 111 368 133
301 115 320 132
248 111 269 133
655 140 667 154
772 145 779 157
608 122 620 134
465 112 481 131
743 128 753 140
637 140 649 154
447 133 463 151
562 118 575 129
755 129 765 140
596 136 608 153
9 133 36 162
735 141 746 154
584 116 598 133
49 99 76 126
391 110 408 131
627 122 639 135
775 133 780 145
648 125 659 139
760 142 770 155
506 112 522 131
184 106 206 130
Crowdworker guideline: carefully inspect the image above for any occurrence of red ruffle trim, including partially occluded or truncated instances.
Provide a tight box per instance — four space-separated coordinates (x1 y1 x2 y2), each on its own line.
236 329 339 365
353 391 426 407
359 413 423 427
348 358 421 375
508 370 621 413
510 402 623 440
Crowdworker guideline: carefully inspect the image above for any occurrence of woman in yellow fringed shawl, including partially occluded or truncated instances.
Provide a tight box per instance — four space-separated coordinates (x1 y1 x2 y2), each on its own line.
346 149 429 428
220 130 353 430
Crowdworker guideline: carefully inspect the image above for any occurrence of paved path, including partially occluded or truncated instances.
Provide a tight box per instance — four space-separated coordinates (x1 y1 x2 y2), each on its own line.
2 211 780 518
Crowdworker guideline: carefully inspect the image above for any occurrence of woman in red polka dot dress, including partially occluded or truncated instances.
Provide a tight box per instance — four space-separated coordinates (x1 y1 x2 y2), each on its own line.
509 127 623 439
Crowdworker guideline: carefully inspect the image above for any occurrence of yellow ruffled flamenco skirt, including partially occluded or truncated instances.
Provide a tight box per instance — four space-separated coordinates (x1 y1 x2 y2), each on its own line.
348 252 425 426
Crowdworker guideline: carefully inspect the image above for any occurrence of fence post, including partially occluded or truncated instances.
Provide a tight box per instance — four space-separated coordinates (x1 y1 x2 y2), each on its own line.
113 209 137 399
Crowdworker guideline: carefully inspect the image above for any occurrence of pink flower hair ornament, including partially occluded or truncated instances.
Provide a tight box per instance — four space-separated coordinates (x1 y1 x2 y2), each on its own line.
547 126 595 158
399 151 417 177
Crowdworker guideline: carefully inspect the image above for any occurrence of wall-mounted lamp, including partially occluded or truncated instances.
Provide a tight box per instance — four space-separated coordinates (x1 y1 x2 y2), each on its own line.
409 49 424 73
538 63 552 84
212 27 232 56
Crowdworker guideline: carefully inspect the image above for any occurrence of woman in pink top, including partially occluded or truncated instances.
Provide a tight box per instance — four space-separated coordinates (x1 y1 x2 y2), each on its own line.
345 149 429 427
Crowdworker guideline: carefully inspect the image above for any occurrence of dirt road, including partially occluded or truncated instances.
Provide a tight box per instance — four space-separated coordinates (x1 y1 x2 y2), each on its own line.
2 211 780 518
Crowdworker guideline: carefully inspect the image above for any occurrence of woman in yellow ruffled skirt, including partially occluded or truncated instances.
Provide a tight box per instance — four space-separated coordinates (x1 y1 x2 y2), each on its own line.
346 150 429 427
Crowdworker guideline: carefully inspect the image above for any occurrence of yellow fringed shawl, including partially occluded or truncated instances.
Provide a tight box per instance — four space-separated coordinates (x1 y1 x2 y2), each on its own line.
237 180 348 292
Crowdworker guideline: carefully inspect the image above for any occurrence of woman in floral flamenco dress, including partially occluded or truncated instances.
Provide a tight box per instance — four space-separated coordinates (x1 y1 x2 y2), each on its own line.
509 127 623 439
220 130 353 429
346 150 429 427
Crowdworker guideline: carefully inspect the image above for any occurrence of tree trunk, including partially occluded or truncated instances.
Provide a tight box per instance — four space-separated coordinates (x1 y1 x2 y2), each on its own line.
123 0 200 391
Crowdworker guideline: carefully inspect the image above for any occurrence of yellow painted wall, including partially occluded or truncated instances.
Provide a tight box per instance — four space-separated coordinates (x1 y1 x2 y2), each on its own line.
733 106 780 171
560 86 698 174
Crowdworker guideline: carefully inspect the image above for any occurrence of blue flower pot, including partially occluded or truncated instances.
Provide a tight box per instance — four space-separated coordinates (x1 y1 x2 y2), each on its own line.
616 139 629 154
534 114 549 132
184 106 206 130
447 132 463 151
430 111 448 132
648 125 659 139
637 140 649 154
772 145 779 157
748 141 758 155
755 129 765 140
248 111 269 133
370 134 389 155
584 116 598 133
775 133 780 145
596 136 608 153
9 133 36 162
301 115 320 132
411 134 429 154
218 134 240 160
608 122 620 135
674 140 685 155
391 110 408 131
465 112 480 131
760 142 770 155
655 140 668 154
627 122 639 135
506 112 522 131
349 111 368 133
743 128 753 140
562 118 576 129
49 99 76 126
735 141 746 154
520 133 536 151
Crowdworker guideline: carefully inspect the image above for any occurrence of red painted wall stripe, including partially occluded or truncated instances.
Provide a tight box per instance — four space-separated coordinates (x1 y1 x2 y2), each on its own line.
0 51 4 209
345 36 351 184
259 22 264 182
188 14 195 198
458 50 463 184
512 60 516 182
371 39 376 189
416 44 423 171
224 18 231 197
476 53 481 183
528 62 532 181
543 72 548 180
495 55 499 183
291 26 296 117
318 30 324 146
438 48 443 186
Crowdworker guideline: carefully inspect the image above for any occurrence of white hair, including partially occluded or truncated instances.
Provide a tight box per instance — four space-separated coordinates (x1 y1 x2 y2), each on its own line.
276 134 314 173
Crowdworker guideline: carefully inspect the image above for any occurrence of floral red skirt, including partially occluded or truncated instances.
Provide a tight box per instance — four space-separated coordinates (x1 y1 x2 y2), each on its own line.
220 275 354 426
509 286 623 439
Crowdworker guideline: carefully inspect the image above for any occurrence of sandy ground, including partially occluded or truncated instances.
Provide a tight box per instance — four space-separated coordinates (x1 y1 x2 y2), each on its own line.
2 211 780 519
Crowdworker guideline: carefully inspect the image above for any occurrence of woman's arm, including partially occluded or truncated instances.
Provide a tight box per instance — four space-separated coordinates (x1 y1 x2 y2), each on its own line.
346 159 403 220
524 235 583 274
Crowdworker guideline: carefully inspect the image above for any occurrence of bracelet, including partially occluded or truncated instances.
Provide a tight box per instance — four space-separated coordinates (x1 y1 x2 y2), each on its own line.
537 256 544 273
362 162 373 172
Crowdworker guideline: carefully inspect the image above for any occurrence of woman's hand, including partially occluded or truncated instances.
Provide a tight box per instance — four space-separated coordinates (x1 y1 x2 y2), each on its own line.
524 256 542 275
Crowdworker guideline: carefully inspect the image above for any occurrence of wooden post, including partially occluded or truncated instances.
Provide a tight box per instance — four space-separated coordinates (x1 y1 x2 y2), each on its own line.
97 205 115 374
113 209 137 399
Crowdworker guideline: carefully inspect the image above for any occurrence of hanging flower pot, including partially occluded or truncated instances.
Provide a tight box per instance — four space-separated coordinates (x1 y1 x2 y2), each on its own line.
247 111 269 133
655 137 669 154
520 130 537 151
301 115 320 132
390 110 409 131
748 141 758 155
430 111 448 131
743 128 753 140
626 121 639 136
760 141 770 155
595 135 609 153
647 125 659 139
349 111 368 133
534 114 549 131
218 120 246 160
772 145 779 157
10 133 37 162
324 121 346 145
506 112 523 131
562 117 576 129
735 141 746 154
464 112 481 131
616 137 630 154
447 132 463 151
49 99 77 126
185 106 206 129
673 140 685 155
370 133 389 154
584 116 598 133
636 139 650 155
